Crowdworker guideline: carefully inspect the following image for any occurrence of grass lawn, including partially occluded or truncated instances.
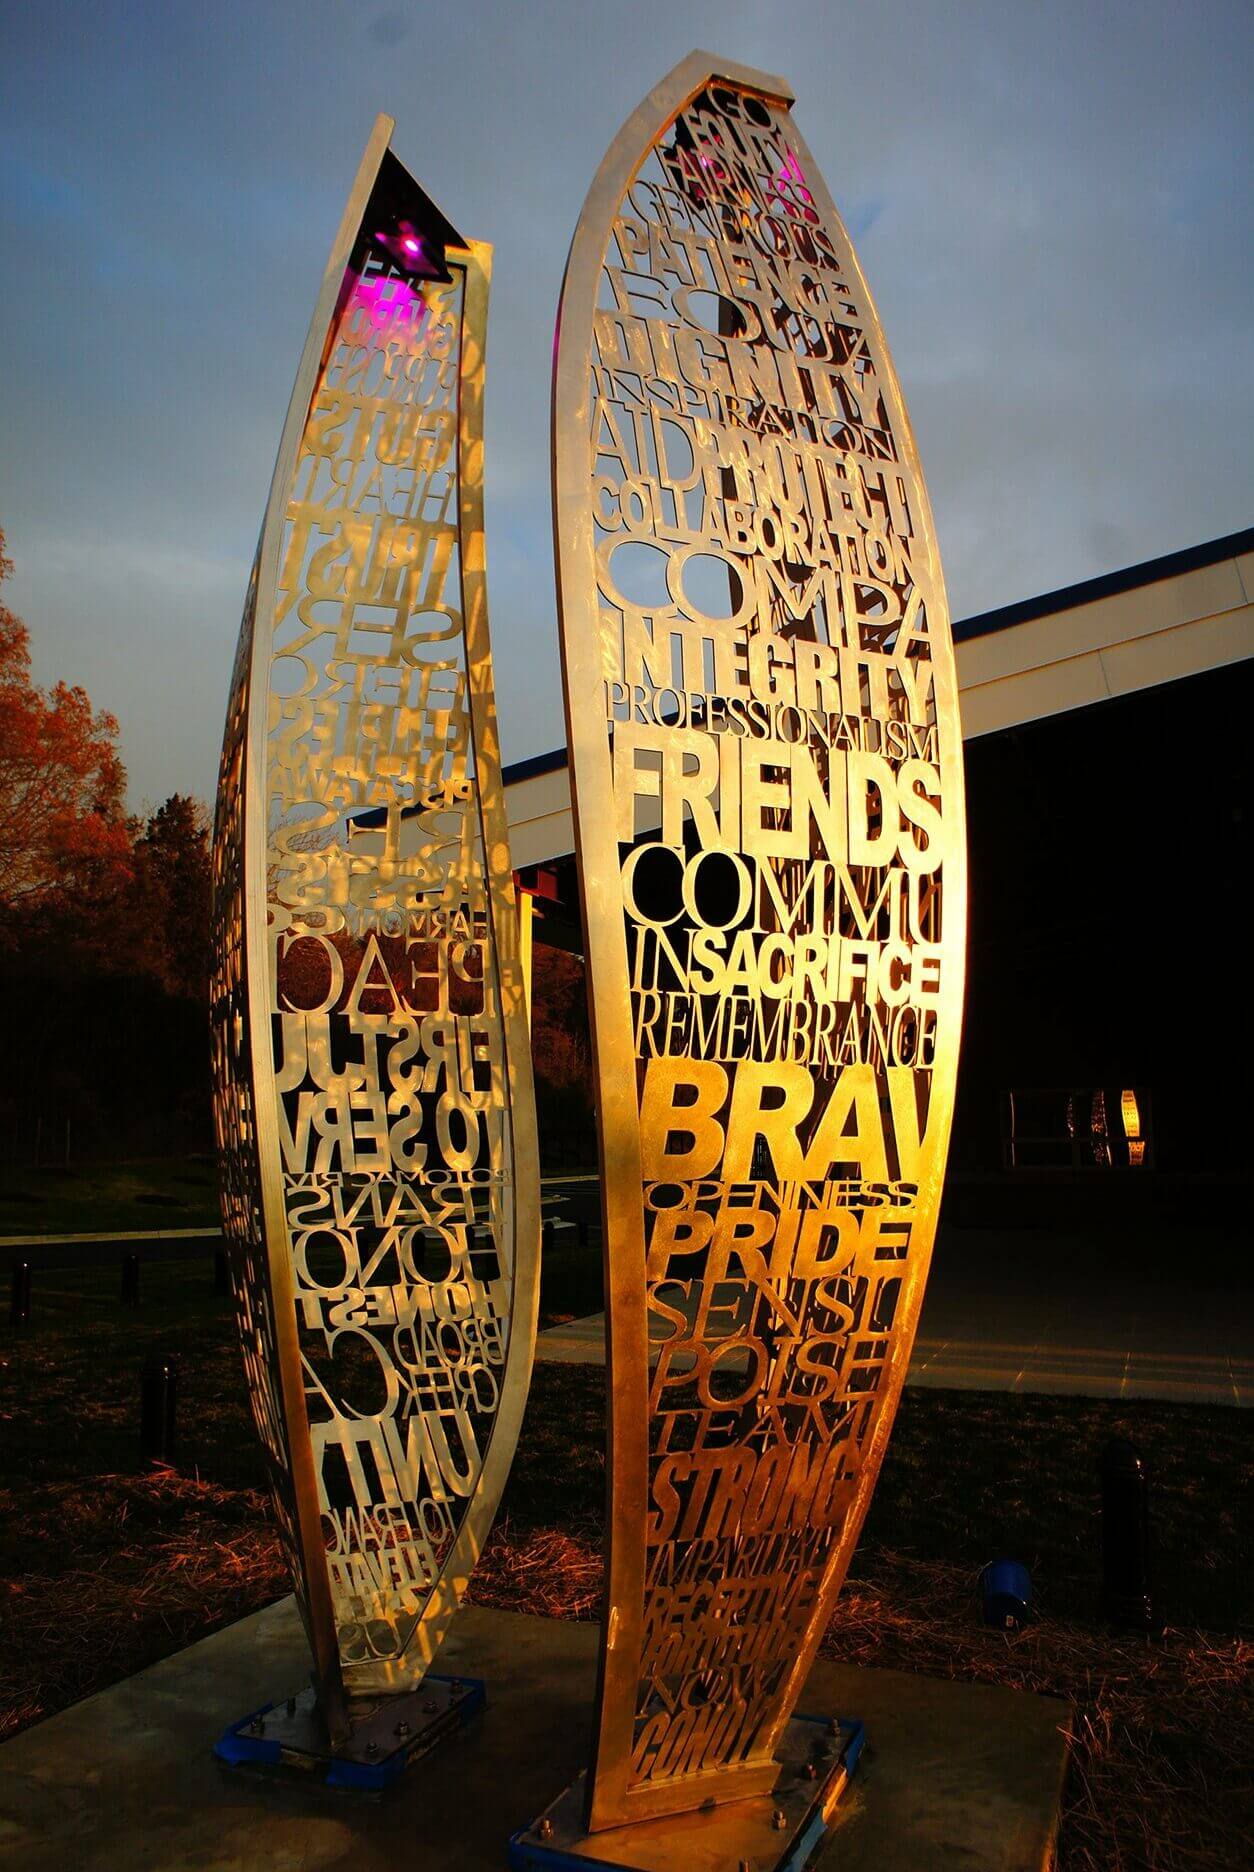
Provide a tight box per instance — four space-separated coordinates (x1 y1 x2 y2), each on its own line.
0 1156 221 1237
1 1258 1249 1869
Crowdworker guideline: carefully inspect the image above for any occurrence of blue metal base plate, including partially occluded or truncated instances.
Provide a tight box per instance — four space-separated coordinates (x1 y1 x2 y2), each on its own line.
509 1713 865 1872
214 1671 485 1792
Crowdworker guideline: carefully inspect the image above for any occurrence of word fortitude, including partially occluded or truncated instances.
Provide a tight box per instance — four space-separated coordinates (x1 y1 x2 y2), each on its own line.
553 55 967 1833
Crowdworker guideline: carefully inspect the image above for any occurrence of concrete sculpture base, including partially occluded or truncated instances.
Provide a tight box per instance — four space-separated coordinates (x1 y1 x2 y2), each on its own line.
0 1600 1069 1872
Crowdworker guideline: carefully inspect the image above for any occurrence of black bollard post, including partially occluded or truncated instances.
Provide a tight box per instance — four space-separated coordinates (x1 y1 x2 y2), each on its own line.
121 1252 141 1305
141 1355 178 1465
214 1245 230 1296
10 1260 32 1328
1100 1437 1159 1630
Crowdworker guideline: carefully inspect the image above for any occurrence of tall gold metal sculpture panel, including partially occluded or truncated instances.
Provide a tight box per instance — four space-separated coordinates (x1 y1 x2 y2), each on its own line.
551 53 967 1837
210 117 539 1741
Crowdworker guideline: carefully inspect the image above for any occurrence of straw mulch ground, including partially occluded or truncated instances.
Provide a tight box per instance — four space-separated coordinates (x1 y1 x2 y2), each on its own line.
1 1260 1249 1870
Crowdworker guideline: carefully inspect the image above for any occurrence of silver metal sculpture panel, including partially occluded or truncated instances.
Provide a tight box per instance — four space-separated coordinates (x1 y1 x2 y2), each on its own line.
551 54 967 1834
210 117 539 1727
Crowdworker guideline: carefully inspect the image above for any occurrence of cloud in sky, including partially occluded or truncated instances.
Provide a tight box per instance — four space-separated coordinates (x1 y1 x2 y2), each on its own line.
0 0 1250 806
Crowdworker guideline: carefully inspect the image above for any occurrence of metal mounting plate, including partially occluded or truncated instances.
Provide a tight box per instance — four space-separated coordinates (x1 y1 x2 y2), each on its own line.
214 1671 485 1791
509 1714 864 1872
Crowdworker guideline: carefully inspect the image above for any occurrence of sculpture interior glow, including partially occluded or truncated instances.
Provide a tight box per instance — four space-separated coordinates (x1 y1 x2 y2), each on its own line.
552 54 967 1831
210 117 538 1733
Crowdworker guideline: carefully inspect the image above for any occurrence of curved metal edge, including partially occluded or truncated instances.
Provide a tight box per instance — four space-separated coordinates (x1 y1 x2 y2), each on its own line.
454 242 543 1630
553 53 801 1834
553 59 968 1829
240 113 397 1739
755 110 969 1760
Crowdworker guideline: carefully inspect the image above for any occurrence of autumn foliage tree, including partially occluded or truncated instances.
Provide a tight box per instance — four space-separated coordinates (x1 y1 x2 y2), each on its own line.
0 529 131 943
128 794 212 1001
0 530 214 1159
0 523 591 1164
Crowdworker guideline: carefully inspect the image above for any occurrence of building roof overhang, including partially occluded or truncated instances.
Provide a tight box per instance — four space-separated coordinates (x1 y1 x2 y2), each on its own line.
503 526 1254 868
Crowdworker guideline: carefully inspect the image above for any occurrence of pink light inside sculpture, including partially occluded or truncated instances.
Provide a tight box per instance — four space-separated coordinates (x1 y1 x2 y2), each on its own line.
775 147 817 221
373 222 430 271
349 270 426 339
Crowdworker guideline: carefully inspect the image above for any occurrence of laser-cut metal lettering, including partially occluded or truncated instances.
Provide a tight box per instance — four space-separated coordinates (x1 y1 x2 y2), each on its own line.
552 54 967 1831
210 117 539 1726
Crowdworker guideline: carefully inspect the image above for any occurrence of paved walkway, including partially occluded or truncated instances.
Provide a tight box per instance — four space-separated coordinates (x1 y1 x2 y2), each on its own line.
537 1313 1250 1404
536 1179 1251 1406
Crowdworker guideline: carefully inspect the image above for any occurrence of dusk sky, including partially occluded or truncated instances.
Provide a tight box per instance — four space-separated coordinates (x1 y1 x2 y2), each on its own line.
2 0 1250 810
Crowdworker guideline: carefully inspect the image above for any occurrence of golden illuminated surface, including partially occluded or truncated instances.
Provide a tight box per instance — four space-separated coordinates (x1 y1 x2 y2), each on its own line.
211 118 539 1721
211 559 312 1629
552 54 967 1830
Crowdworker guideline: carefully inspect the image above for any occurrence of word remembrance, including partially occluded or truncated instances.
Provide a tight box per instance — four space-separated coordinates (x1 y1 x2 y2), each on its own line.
209 117 538 1774
529 51 967 1867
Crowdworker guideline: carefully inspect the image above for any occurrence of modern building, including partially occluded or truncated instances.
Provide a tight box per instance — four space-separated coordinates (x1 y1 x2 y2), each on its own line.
506 526 1253 1192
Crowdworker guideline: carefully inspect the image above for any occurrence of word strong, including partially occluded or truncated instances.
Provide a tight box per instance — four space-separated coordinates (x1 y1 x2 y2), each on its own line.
210 119 538 1719
553 58 967 1831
